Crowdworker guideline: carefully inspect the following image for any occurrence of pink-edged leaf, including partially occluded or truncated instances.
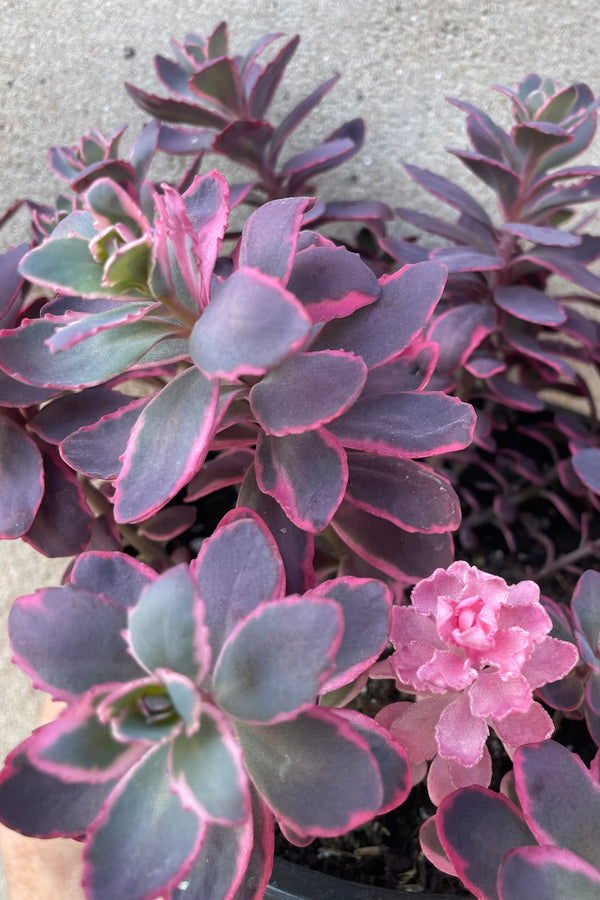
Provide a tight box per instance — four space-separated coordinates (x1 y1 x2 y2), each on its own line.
499 845 600 900
237 467 315 595
114 367 219 523
514 741 600 870
329 391 475 457
30 387 135 444
189 57 241 114
504 331 575 378
138 505 197 541
286 245 380 324
255 427 347 533
229 790 273 900
0 317 169 388
9 585 144 701
437 787 534 900
250 350 367 435
61 395 149 480
248 35 298 119
493 285 566 325
160 670 202 733
25 453 93 556
19 238 112 297
450 149 519 208
212 120 274 170
311 577 391 692
516 240 600 294
487 375 544 412
405 163 494 226
572 570 600 659
0 416 44 538
334 709 411 815
396 205 493 251
186 447 254 501
155 54 197 98
312 262 445 368
268 72 338 164
427 303 496 374
237 197 312 283
431 246 503 272
331 500 453 582
0 243 27 328
345 453 461 534
502 222 581 247
125 81 230 128
127 564 210 685
189 267 311 379
182 171 230 309
28 689 145 783
85 177 149 235
214 597 342 723
70 551 157 609
169 705 250 825
419 816 457 878
572 448 600 494
235 706 382 836
0 736 118 838
98 676 184 744
359 343 439 396
191 508 286 664
281 137 354 179
465 355 506 378
83 744 205 900
428 748 493 808
0 369 58 406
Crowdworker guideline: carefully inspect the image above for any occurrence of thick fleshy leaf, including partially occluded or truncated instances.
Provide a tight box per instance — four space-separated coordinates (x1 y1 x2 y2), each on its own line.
0 243 26 328
237 468 315 595
450 149 519 208
19 238 116 297
250 350 366 436
437 787 534 900
572 570 600 658
235 707 382 836
514 741 600 870
125 81 230 127
61 395 149 480
419 816 457 877
0 369 58 406
0 317 169 388
286 245 380 324
189 267 311 379
127 564 209 684
432 246 503 272
332 500 453 582
25 454 93 557
0 737 118 838
517 241 600 294
359 343 438 396
499 845 600 900
255 428 347 532
99 677 183 744
329 391 475 457
9 586 144 701
310 577 391 692
70 551 157 610
114 366 220 523
345 454 461 534
30 387 135 444
83 744 205 900
214 597 342 723
312 263 445 368
186 447 254 500
268 72 338 163
0 416 44 538
502 222 581 247
237 197 312 283
28 689 145 783
493 285 566 325
487 375 544 412
572 448 600 494
405 164 494 226
45 303 156 354
428 303 496 375
191 509 285 665
170 706 250 824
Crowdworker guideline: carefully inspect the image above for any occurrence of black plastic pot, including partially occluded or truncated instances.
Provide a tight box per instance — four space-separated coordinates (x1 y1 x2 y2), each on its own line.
266 858 465 900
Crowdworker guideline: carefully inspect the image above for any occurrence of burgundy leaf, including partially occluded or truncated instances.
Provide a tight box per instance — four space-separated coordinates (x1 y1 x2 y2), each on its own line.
138 505 197 541
572 448 600 494
312 262 445 367
25 453 93 557
30 387 136 444
212 120 274 170
181 171 230 309
61 395 148 480
332 501 453 582
237 197 312 283
114 367 220 523
268 73 338 165
494 285 566 325
345 454 462 533
189 267 311 379
487 375 544 412
250 350 367 435
405 163 494 226
517 241 600 294
125 81 230 128
431 246 503 272
0 243 27 329
255 428 347 533
248 35 299 119
286 245 380 323
450 149 520 208
69 551 157 610
0 416 44 538
287 119 365 194
499 845 600 900
328 391 475 457
186 447 254 501
502 222 581 247
83 744 205 900
358 343 438 396
9 585 144 701
189 57 241 114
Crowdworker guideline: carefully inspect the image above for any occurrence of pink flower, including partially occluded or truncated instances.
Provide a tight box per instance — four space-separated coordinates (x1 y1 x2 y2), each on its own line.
375 561 578 804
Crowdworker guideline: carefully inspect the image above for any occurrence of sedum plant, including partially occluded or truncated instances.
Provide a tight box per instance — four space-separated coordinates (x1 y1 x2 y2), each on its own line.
0 510 410 900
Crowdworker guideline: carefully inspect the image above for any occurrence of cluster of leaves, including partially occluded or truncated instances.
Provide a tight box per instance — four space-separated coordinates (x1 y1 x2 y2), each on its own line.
0 23 598 900
384 75 600 585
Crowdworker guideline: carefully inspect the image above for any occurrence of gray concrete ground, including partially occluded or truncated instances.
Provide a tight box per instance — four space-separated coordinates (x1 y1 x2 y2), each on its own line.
1 1 600 895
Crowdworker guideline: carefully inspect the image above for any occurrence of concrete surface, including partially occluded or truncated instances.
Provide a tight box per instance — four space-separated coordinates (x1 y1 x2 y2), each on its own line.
1 1 600 895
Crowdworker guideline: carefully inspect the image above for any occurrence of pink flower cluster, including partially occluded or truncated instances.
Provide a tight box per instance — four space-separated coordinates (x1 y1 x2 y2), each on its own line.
374 561 578 804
